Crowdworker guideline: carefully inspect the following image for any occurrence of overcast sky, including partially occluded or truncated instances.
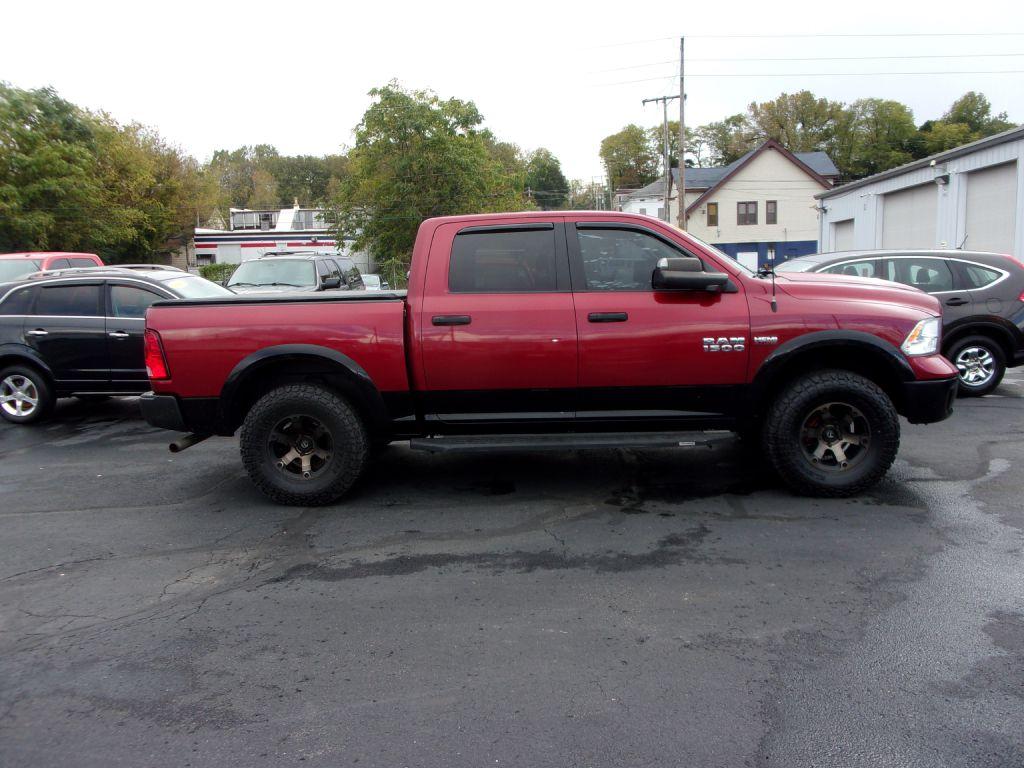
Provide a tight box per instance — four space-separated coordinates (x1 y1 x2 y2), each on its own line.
2 0 1022 181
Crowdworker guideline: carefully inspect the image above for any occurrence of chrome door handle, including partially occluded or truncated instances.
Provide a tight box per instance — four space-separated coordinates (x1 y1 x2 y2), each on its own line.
108 331 130 339
26 329 48 337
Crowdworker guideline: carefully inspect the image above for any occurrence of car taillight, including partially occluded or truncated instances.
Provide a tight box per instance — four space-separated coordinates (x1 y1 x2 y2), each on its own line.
144 329 170 380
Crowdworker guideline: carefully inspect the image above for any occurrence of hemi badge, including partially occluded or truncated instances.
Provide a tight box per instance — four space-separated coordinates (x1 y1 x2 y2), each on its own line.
753 336 779 345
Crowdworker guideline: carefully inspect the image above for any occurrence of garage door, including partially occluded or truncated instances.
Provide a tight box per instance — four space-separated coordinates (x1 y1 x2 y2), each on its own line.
832 219 854 251
964 162 1017 254
882 184 938 249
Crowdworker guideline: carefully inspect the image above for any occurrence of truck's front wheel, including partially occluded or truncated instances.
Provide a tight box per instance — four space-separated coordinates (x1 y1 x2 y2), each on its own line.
239 384 369 506
763 370 900 497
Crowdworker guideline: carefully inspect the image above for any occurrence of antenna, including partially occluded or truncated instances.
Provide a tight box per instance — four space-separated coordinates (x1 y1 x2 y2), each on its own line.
770 268 778 312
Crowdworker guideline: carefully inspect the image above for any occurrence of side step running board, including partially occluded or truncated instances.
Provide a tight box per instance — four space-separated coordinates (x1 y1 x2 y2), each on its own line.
408 431 732 454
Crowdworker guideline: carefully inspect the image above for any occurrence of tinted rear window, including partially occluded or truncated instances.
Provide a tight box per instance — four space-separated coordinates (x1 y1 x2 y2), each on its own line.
35 284 102 316
68 257 100 268
958 263 1003 289
449 230 557 293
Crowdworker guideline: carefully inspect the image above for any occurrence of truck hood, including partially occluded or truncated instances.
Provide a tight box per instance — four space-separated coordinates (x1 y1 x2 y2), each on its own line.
775 271 941 315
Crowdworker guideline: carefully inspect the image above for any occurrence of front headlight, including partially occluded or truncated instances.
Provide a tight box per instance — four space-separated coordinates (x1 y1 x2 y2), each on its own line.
901 317 941 356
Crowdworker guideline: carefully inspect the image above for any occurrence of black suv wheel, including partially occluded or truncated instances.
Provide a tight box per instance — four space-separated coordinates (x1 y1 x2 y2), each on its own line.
947 335 1006 397
239 384 369 506
763 370 900 497
0 364 55 424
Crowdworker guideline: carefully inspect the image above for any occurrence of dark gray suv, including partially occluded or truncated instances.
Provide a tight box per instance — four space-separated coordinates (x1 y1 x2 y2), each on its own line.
778 250 1024 396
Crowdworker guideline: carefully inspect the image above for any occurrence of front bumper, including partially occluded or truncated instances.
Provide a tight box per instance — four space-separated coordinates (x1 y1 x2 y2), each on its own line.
901 377 958 424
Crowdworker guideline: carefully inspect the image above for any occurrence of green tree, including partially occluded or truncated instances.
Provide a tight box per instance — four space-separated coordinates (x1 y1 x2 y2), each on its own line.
645 122 701 169
524 148 568 210
0 83 210 260
845 98 918 178
599 124 659 189
917 92 1017 156
943 91 1014 136
694 114 756 166
748 91 845 153
330 82 528 286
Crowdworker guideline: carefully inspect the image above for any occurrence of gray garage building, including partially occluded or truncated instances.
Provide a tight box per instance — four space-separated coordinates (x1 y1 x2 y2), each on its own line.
816 125 1024 256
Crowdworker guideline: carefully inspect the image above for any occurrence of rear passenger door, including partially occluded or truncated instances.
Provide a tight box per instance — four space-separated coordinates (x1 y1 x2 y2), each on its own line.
418 221 577 422
106 282 168 390
25 282 109 388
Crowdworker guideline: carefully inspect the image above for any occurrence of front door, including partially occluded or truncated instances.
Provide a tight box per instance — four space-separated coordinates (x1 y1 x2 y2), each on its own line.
25 282 109 389
418 221 578 422
568 222 749 423
106 283 168 391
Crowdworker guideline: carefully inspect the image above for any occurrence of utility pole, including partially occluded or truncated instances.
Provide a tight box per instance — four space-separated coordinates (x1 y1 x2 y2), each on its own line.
642 94 679 224
678 36 686 230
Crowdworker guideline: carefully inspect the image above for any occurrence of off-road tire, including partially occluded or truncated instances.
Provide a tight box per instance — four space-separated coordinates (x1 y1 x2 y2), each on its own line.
763 370 900 497
0 364 55 424
947 335 1005 398
239 384 369 506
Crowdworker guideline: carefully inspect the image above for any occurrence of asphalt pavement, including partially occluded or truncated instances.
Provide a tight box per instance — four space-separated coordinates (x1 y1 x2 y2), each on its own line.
1 373 1023 767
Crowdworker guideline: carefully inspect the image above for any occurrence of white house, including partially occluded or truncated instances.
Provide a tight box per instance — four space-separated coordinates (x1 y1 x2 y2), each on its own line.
817 126 1024 257
194 204 373 273
620 140 839 270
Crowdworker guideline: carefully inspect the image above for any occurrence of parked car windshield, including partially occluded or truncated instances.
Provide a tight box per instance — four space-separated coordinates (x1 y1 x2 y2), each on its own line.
0 260 43 281
162 275 234 298
362 274 381 289
775 259 818 272
227 259 316 288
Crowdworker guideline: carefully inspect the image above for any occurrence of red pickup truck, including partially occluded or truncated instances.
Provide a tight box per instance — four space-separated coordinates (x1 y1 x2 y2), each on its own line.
141 212 958 505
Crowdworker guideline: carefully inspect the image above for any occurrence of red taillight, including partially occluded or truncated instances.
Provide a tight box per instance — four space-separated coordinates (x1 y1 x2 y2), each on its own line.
144 329 170 380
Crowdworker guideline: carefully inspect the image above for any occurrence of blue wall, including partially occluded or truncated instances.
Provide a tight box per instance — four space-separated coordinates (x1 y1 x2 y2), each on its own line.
714 240 818 269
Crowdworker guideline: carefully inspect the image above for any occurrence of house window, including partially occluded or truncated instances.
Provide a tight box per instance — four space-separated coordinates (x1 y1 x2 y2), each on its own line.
639 208 647 216
766 200 777 225
707 202 718 227
737 202 758 225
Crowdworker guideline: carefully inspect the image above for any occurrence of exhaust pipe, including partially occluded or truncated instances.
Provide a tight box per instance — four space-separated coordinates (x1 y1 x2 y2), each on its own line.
169 433 211 453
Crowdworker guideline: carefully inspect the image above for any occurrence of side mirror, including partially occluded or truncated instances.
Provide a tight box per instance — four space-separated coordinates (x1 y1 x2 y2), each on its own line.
322 276 342 289
652 256 730 292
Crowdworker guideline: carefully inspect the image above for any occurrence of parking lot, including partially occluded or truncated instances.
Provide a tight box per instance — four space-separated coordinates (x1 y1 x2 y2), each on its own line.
1 374 1023 768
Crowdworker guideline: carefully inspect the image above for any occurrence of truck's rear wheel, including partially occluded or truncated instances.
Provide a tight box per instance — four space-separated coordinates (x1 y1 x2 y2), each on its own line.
239 384 368 506
763 370 900 497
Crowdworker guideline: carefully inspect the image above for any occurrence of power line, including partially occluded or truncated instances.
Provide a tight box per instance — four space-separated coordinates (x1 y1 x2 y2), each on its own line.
598 69 1024 86
591 51 1024 73
588 31 1024 48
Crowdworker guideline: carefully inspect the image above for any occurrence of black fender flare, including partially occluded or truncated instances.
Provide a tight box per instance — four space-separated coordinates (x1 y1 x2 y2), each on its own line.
749 330 915 413
941 317 1021 355
219 344 390 432
0 343 56 381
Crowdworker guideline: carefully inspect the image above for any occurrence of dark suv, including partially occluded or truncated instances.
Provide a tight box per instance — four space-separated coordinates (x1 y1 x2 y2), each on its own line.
778 250 1024 395
225 251 364 294
0 268 231 423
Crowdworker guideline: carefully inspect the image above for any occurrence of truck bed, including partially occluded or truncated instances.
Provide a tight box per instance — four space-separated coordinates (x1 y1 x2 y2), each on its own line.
148 291 410 399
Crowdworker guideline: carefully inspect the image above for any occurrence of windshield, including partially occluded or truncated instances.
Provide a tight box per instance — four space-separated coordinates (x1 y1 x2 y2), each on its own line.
775 259 817 273
362 275 380 288
227 259 316 288
0 260 42 281
163 275 234 298
683 232 757 275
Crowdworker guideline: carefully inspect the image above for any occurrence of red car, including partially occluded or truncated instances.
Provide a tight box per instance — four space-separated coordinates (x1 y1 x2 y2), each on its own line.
0 252 103 283
140 212 958 505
